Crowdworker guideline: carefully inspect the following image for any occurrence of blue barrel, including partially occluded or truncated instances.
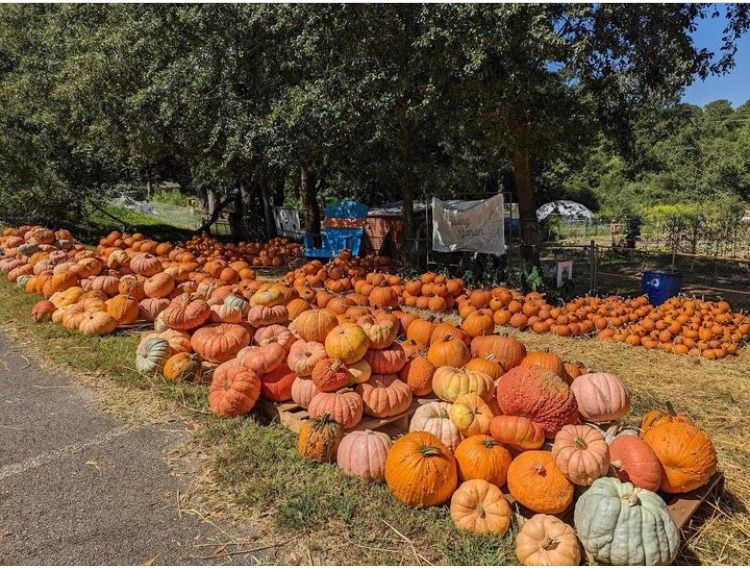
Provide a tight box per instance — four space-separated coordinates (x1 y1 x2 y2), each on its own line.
641 270 682 306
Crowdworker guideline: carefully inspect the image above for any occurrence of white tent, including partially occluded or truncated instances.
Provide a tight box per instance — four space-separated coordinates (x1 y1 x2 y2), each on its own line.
537 200 593 222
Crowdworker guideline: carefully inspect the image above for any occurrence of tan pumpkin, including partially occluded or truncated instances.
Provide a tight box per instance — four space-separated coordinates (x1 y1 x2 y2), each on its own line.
515 514 581 566
450 479 511 535
432 366 494 403
551 424 610 486
356 374 413 418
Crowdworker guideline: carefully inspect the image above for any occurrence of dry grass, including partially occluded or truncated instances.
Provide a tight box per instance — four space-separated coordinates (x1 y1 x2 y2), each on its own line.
3 277 749 564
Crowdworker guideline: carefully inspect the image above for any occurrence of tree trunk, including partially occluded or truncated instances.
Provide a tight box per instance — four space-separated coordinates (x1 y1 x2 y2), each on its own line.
511 146 541 268
259 177 277 239
300 165 321 234
193 193 235 235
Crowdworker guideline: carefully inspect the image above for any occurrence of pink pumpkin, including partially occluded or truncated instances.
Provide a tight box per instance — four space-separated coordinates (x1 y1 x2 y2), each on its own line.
571 373 631 423
287 340 327 377
336 429 392 481
291 376 321 409
551 424 609 486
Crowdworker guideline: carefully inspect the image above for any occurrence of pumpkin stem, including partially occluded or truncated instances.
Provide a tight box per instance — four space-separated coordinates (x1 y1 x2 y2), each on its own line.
625 492 639 507
482 438 499 449
420 445 441 457
540 536 556 550
533 463 546 475
574 436 588 450
476 504 486 518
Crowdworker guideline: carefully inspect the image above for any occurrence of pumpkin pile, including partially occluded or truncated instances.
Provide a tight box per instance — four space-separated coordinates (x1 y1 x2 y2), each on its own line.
599 296 750 358
282 251 394 294
178 233 303 268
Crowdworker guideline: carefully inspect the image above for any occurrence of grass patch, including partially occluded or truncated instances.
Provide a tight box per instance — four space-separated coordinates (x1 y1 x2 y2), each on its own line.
2 275 749 564
151 189 191 207
85 206 195 243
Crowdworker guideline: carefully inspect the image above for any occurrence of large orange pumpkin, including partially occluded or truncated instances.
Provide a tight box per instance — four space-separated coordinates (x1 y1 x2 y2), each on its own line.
454 435 512 486
208 360 261 418
507 451 574 514
191 323 251 364
384 431 457 507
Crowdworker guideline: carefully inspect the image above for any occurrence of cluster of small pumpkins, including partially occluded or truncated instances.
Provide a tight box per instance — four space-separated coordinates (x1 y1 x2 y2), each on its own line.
179 233 303 268
599 296 750 359
282 251 394 293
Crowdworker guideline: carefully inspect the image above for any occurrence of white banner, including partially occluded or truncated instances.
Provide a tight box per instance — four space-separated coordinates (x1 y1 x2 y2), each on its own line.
432 194 506 255
273 207 303 239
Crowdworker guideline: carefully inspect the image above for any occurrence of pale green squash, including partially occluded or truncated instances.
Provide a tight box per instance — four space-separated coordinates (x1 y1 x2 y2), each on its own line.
135 336 172 375
574 477 680 565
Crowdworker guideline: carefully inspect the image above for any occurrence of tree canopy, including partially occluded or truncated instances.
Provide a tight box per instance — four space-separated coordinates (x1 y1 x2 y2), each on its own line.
0 4 747 263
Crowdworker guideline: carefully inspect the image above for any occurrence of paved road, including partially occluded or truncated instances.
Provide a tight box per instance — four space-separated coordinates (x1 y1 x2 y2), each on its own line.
0 333 231 565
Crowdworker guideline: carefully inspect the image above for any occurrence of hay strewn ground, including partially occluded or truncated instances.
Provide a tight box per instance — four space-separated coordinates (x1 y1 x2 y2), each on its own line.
2 278 748 564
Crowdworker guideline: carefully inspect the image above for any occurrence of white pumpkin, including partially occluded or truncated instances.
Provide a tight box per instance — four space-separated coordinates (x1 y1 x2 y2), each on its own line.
409 401 463 451
574 477 680 565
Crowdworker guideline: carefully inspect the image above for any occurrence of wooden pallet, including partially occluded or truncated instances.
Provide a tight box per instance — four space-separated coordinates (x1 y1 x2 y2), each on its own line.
508 471 725 532
259 397 437 435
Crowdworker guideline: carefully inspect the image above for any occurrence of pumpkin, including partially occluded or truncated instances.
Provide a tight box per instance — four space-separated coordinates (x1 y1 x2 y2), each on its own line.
250 286 285 307
450 479 511 535
78 311 117 336
507 451 574 514
427 335 471 367
307 389 364 430
461 310 495 338
297 414 342 462
130 253 162 276
143 272 175 298
237 343 286 375
574 477 680 565
291 376 321 408
520 350 565 376
471 335 526 371
368 283 399 309
364 344 407 374
191 323 251 364
489 415 544 451
136 336 173 374
398 355 434 396
454 435 512 486
311 358 352 392
287 340 327 377
515 515 581 566
161 294 211 330
324 323 370 364
609 434 663 492
432 366 494 403
464 355 504 380
254 324 295 352
570 372 631 422
247 304 288 327
31 300 56 322
336 429 392 481
409 401 463 451
139 297 170 322
642 420 717 493
105 294 140 325
209 303 244 324
356 374 413 418
156 328 192 354
495 366 578 437
552 424 609 486
291 309 338 342
208 360 261 418
357 315 398 349
384 431 457 508
640 402 692 436
347 358 372 385
163 352 203 382
260 363 296 401
406 317 435 349
286 298 311 320
450 394 494 436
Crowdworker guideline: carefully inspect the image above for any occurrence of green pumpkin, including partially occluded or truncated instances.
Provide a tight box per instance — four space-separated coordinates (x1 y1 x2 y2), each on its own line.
574 477 679 565
135 336 173 375
16 274 30 290
18 243 40 256
224 293 249 313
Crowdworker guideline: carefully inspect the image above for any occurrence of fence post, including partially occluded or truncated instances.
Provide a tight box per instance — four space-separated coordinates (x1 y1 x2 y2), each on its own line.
589 239 597 294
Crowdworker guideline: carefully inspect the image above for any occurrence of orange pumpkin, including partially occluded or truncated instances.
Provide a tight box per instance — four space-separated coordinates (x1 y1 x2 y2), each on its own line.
506 451 574 514
454 435 512 486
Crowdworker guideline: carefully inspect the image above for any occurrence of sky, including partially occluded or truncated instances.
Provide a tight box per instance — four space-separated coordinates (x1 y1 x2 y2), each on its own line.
682 8 750 108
